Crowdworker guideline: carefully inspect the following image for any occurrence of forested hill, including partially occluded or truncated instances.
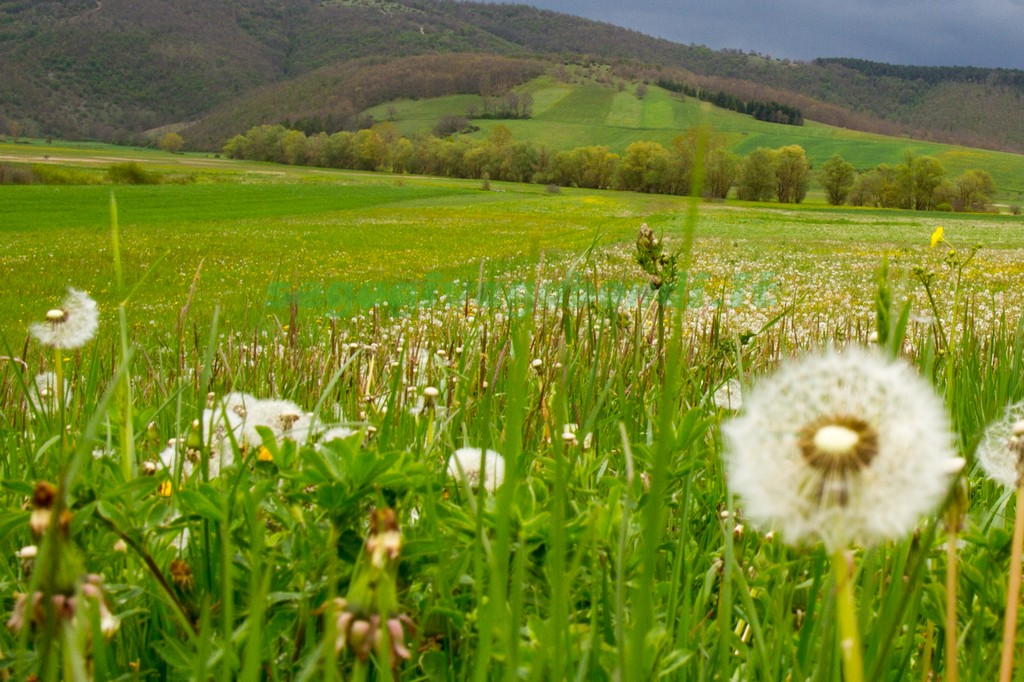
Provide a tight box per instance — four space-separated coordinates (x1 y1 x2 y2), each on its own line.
2 0 1023 153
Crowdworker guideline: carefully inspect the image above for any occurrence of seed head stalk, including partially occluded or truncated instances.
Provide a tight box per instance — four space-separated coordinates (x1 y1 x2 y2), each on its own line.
830 548 864 682
111 193 135 480
945 485 964 682
998 481 1024 682
53 345 66 458
944 536 959 682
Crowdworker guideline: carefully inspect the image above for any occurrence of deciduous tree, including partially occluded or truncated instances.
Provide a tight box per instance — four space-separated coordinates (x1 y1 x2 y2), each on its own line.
774 145 810 204
615 141 670 193
736 147 776 202
703 147 738 199
951 169 996 211
895 151 945 210
158 132 185 153
819 154 855 205
280 130 309 166
848 169 882 207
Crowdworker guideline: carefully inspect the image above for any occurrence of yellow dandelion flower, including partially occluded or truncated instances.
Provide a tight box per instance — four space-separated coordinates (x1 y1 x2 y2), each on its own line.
157 480 173 497
930 226 944 248
256 446 274 462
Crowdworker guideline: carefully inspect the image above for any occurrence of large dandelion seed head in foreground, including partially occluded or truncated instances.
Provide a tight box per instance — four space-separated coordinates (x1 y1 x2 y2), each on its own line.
722 346 961 551
976 401 1024 489
29 288 99 349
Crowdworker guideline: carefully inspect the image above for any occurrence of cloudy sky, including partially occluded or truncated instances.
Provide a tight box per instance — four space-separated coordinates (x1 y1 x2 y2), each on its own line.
487 0 1024 69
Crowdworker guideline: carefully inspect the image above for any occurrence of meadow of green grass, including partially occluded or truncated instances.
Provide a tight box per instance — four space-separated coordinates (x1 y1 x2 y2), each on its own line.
4 141 1024 343
3 146 1024 680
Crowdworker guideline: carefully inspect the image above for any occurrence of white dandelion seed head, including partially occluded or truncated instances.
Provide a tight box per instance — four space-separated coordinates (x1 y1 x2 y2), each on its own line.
158 438 203 480
319 426 357 443
29 288 99 349
713 378 743 411
157 441 180 473
201 407 244 476
313 425 361 452
446 447 505 493
156 408 243 481
221 391 257 419
242 398 313 447
977 402 1024 489
722 346 958 551
204 406 243 439
26 371 68 413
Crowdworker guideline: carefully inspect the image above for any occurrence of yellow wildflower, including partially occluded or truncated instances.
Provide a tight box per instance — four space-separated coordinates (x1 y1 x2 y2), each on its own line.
930 226 944 247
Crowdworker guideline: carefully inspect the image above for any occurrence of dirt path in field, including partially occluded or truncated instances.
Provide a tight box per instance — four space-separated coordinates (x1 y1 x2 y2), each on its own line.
0 153 242 169
0 154 134 165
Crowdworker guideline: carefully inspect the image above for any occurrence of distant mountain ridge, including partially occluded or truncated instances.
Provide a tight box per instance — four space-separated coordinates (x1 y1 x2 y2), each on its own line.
2 0 1023 153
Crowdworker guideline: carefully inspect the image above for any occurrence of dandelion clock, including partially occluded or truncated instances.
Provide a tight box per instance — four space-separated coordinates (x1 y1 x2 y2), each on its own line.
722 346 961 682
722 346 960 552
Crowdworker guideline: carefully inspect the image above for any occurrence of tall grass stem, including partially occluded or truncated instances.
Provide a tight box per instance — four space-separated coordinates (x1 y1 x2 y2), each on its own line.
945 505 960 682
998 485 1024 682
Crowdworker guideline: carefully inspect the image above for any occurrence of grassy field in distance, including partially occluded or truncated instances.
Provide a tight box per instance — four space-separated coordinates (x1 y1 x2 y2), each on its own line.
2 141 1022 347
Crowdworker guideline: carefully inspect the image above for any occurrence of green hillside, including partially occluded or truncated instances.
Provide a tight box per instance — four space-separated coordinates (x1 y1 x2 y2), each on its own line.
364 77 1024 199
4 0 1024 155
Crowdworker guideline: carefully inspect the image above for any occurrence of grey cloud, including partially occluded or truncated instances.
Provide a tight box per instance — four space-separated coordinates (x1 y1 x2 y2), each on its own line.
485 0 1024 68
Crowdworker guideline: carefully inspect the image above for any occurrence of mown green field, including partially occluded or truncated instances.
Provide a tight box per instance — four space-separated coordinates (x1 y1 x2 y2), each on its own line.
3 143 1023 345
364 76 1024 200
3 146 1024 680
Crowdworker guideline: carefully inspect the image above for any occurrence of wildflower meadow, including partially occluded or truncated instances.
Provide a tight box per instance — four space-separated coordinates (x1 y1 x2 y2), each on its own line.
3 147 1024 681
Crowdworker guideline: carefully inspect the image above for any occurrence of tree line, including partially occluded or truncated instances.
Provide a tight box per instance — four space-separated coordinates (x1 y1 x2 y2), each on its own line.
657 78 803 126
814 58 1024 90
224 122 757 199
223 122 998 211
818 151 998 212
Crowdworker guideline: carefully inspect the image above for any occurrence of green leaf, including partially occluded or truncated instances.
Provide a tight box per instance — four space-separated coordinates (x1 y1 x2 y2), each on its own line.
0 510 30 543
95 500 130 529
177 488 225 522
154 636 198 672
1 480 35 497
